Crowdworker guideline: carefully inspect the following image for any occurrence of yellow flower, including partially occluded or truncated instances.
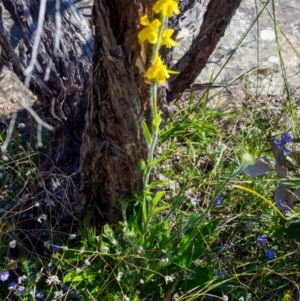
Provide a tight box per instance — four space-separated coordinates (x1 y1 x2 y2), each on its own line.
161 29 177 48
146 56 171 83
153 0 180 17
138 15 161 44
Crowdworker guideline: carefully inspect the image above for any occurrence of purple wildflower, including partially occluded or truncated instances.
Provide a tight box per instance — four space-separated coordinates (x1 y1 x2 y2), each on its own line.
30 288 45 299
8 281 16 290
284 147 291 155
257 235 268 248
216 270 226 279
274 139 285 148
71 290 79 299
283 133 292 143
36 291 45 299
275 133 293 157
214 195 222 207
17 286 25 295
265 248 275 260
0 271 9 282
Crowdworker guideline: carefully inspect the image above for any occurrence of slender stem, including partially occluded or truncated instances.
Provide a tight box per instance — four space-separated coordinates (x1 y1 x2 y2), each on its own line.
152 14 165 60
143 14 165 189
142 13 165 230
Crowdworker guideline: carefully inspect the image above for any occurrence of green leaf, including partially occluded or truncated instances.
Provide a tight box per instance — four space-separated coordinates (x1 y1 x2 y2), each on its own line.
64 271 79 283
148 157 165 169
64 269 98 283
140 159 147 172
152 113 162 132
153 204 170 215
152 191 165 207
147 180 169 189
142 120 152 145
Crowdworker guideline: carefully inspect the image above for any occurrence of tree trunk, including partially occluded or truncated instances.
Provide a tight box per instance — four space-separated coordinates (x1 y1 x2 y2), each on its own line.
0 0 242 225
0 0 93 220
79 0 153 224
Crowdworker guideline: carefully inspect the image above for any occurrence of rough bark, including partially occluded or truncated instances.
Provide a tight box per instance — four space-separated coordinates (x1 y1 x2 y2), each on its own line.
167 0 242 102
80 0 152 224
0 0 93 219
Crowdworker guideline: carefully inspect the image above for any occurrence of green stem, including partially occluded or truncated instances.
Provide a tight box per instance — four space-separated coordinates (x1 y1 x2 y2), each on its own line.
152 13 165 60
143 81 160 188
142 13 165 230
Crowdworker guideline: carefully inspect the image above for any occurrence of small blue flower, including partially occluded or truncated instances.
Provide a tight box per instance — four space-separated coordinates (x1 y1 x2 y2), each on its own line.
274 139 285 148
257 235 268 248
17 286 25 295
265 248 275 260
8 281 16 289
36 291 45 299
0 271 9 282
63 284 70 292
245 221 253 228
283 133 292 143
214 195 222 207
216 270 226 279
284 147 291 155
71 290 78 299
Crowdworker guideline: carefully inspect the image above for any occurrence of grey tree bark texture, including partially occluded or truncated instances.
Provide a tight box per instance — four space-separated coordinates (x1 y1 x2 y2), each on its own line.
0 0 241 225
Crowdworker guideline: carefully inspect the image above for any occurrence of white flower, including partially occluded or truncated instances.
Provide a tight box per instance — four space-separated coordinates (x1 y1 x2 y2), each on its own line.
46 275 61 285
18 275 27 284
69 234 76 240
164 275 175 284
190 197 198 206
36 272 42 281
76 267 82 273
136 245 144 254
160 258 169 266
140 279 144 284
9 240 17 248
124 295 130 301
37 214 47 223
44 241 51 249
48 259 54 268
100 246 109 253
116 272 124 281
96 236 100 243
52 290 63 300
84 258 91 266
79 246 85 254
34 202 40 207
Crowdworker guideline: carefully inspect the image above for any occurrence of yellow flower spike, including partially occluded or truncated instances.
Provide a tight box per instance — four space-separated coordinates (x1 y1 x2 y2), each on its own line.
140 15 151 26
138 16 161 44
161 29 178 48
153 0 180 17
146 56 177 83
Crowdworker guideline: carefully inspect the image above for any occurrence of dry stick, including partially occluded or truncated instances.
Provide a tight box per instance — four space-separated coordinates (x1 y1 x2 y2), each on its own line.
23 0 47 87
1 113 17 161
